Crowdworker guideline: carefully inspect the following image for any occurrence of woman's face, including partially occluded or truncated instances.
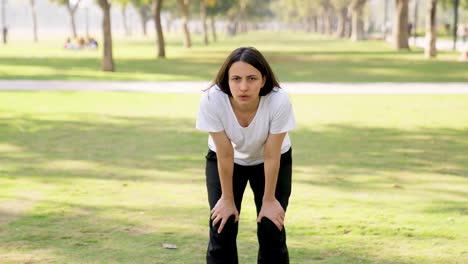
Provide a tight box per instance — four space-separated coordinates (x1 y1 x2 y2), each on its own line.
228 61 265 108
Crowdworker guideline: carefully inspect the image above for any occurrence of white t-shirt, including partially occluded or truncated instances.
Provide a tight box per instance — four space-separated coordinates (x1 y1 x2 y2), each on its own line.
196 86 296 166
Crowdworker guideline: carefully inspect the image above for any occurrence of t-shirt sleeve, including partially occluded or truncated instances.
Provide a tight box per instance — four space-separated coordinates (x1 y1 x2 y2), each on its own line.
196 91 224 132
270 90 296 134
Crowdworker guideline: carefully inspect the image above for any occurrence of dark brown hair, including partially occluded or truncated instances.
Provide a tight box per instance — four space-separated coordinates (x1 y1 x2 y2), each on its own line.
209 47 280 96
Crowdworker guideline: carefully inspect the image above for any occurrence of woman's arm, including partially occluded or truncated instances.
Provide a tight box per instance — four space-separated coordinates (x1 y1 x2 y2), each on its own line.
209 131 239 233
257 132 287 230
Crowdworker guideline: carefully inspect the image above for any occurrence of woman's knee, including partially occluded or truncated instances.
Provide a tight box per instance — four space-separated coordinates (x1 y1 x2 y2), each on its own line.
211 215 238 237
257 217 284 243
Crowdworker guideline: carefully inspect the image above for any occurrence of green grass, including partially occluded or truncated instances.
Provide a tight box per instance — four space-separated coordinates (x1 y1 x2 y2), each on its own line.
0 31 467 82
0 92 467 263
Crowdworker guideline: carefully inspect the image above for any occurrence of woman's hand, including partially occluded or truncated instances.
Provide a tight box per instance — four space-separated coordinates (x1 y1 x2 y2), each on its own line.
257 198 285 231
211 196 239 233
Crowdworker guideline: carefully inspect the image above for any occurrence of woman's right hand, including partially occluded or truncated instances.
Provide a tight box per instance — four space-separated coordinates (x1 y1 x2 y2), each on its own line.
210 196 239 234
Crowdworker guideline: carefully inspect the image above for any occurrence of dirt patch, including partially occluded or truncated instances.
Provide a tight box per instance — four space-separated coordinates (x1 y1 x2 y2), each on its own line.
0 191 42 226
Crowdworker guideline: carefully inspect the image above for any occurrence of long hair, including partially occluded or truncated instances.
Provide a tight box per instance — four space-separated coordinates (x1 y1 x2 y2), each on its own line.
209 47 280 96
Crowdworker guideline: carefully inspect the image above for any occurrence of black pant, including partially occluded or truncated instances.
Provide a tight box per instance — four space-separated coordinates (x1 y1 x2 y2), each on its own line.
205 148 292 264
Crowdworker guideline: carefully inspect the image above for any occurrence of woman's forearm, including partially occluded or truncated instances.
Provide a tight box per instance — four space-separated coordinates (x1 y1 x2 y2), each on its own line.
263 133 286 201
217 153 234 199
263 152 281 201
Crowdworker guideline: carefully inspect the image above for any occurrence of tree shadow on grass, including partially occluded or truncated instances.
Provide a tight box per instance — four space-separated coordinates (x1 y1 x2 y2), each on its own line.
0 114 208 182
0 195 416 264
0 57 219 81
292 124 468 178
1 115 467 183
1 50 466 82
290 123 468 205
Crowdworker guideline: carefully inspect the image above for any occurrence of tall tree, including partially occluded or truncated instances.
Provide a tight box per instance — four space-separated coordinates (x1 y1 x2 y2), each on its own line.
97 0 115 71
275 0 319 33
120 2 131 36
152 0 165 58
178 0 191 48
425 0 437 58
206 0 235 42
393 0 410 50
1 0 6 44
130 0 152 36
350 0 366 41
332 0 351 38
440 0 468 50
30 0 38 42
200 0 209 45
412 0 419 46
51 0 81 38
320 0 333 35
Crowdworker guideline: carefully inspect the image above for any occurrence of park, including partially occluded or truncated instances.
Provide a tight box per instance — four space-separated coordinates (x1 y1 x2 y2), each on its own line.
1 0 468 263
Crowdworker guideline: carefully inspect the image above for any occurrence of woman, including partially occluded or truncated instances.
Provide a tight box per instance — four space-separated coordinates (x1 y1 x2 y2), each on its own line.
196 47 295 264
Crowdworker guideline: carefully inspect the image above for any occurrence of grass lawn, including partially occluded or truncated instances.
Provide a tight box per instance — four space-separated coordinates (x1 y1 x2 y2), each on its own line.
0 91 467 263
0 31 467 82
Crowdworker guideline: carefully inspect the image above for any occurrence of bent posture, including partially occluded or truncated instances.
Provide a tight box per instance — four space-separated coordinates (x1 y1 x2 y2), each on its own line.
196 47 296 264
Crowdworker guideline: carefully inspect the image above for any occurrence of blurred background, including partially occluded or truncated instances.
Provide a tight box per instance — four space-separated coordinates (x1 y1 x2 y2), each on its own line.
1 0 467 72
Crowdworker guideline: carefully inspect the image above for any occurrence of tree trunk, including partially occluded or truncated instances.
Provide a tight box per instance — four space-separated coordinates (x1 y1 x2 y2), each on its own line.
153 0 165 58
311 16 318 33
452 0 459 51
412 0 419 46
425 0 437 58
383 0 389 39
351 0 366 41
178 0 191 48
323 8 332 35
335 7 347 38
200 0 208 45
238 0 248 33
1 0 6 44
319 16 325 34
393 0 410 50
66 1 80 38
122 4 131 36
346 15 352 38
30 0 38 42
98 0 115 71
139 7 148 36
210 15 217 42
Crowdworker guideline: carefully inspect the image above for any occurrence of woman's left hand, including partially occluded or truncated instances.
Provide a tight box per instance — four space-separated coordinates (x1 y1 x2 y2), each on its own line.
257 198 285 231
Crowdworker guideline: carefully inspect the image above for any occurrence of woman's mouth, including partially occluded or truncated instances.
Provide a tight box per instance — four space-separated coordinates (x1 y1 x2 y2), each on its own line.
238 95 250 101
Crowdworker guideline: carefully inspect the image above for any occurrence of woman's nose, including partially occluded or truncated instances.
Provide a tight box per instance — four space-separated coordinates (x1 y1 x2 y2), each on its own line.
239 80 248 91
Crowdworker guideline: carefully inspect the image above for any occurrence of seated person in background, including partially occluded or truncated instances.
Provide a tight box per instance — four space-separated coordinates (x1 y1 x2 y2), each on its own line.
86 36 98 49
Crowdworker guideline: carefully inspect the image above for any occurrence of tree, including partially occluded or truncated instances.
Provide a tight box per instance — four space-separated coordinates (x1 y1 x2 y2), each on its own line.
1 0 6 44
120 1 131 36
320 0 333 35
425 0 437 58
412 0 419 46
393 0 410 50
350 0 366 41
29 0 38 42
50 0 81 38
206 0 236 42
178 0 191 48
97 0 115 71
332 0 351 38
152 0 165 58
200 0 209 45
440 0 468 50
274 0 319 33
129 0 152 36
